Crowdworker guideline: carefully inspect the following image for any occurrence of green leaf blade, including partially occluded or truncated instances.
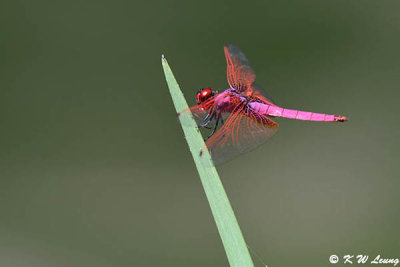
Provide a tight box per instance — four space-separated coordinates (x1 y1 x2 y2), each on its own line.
162 55 254 267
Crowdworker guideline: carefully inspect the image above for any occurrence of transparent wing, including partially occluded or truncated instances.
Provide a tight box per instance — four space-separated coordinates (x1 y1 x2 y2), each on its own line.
224 44 256 93
178 94 230 129
224 45 276 106
252 84 277 106
202 105 279 165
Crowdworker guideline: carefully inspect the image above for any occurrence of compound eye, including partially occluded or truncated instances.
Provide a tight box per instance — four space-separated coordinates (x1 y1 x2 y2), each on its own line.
202 89 211 98
196 88 214 104
201 88 213 98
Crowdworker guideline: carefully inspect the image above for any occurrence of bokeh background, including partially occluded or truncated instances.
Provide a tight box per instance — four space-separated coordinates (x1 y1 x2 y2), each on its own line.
1 0 399 266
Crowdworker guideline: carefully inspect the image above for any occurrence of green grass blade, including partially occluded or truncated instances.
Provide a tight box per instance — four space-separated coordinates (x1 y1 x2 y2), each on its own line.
162 55 254 267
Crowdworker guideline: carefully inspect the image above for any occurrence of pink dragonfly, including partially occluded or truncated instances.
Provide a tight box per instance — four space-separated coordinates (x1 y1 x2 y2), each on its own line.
180 44 348 165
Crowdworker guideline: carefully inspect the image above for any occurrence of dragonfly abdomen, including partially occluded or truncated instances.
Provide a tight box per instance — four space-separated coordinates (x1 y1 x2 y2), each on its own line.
248 102 347 122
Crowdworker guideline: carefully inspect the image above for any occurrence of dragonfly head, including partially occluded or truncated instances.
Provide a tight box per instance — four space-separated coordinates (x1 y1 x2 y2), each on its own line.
196 88 215 104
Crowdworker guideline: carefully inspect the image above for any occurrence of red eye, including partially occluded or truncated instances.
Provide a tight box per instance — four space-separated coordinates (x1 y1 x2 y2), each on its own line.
202 89 211 97
196 88 214 104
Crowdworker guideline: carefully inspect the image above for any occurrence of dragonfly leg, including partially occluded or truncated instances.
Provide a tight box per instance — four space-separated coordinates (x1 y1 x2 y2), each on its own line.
206 113 221 140
199 111 215 128
202 112 211 122
219 115 226 138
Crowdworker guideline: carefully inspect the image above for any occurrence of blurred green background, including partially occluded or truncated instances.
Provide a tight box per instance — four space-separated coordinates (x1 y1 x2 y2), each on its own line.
1 0 399 266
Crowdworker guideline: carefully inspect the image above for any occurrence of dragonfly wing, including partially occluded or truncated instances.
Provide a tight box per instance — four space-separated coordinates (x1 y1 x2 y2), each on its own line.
251 84 276 105
178 94 231 129
224 44 256 93
178 104 218 130
225 45 276 105
203 105 279 165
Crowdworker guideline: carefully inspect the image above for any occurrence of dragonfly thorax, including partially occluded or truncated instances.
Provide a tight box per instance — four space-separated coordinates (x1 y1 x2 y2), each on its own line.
210 89 247 113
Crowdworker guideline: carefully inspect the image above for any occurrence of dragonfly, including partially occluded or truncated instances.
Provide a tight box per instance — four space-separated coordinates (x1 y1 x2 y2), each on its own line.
179 44 348 165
